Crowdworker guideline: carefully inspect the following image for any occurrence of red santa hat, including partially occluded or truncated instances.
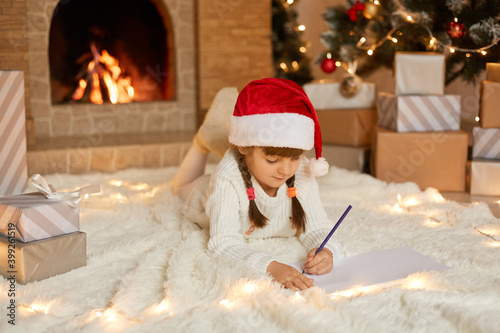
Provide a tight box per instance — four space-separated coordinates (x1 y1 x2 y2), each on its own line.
228 78 329 177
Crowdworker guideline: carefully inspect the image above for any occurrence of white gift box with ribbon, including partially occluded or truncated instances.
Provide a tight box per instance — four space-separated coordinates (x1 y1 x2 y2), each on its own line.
0 174 100 242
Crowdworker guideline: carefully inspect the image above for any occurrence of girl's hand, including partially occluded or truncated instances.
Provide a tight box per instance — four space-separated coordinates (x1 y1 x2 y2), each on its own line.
303 248 333 275
266 261 314 291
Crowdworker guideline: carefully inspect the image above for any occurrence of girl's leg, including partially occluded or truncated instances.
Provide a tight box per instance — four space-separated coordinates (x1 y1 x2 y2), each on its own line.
171 145 208 197
172 87 238 197
192 87 238 158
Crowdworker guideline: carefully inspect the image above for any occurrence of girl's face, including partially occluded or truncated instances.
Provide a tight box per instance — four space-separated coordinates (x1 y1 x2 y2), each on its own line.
238 146 303 197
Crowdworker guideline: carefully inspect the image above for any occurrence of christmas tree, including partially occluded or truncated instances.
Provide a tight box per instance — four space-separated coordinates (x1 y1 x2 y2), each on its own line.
272 0 313 86
319 0 500 85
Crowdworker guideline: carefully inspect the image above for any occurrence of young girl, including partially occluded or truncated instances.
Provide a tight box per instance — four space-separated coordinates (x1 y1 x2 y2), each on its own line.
172 78 342 291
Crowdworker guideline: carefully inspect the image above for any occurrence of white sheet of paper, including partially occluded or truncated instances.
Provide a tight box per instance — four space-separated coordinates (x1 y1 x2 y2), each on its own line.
290 247 451 293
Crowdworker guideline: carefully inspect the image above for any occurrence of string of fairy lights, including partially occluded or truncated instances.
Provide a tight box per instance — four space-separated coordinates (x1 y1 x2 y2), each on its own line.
355 4 500 57
280 0 499 74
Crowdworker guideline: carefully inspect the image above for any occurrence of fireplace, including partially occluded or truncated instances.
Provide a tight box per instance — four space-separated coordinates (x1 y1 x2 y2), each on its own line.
23 0 195 140
49 0 174 105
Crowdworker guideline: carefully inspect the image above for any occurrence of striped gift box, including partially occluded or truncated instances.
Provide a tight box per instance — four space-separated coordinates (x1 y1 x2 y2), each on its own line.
0 192 79 242
377 93 461 132
0 71 28 196
472 127 500 160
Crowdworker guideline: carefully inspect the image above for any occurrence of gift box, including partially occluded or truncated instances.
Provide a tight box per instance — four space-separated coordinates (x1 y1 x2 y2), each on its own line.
316 108 376 146
0 232 86 284
486 63 500 82
394 52 445 95
470 160 500 196
306 144 370 173
0 192 79 242
303 80 376 110
372 127 468 192
479 81 500 128
0 71 28 196
472 127 500 160
377 93 461 132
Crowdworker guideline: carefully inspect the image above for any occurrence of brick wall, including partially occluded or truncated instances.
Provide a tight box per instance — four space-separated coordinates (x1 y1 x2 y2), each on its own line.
197 0 272 124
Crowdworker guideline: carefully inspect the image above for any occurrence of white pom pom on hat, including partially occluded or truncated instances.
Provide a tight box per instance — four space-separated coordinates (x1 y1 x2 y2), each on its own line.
228 78 329 177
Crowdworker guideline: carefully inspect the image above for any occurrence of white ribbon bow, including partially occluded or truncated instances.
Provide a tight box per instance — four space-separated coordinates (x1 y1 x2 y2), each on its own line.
29 174 101 208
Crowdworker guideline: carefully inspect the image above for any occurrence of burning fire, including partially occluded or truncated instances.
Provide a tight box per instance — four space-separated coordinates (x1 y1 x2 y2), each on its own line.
72 43 134 104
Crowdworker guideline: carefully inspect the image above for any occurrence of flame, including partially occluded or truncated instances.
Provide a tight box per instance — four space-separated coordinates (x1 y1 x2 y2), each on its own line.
72 42 134 104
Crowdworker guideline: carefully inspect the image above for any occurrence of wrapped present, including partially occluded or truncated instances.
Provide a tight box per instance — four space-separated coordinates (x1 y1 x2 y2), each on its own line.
372 127 468 192
316 108 376 146
394 52 445 95
486 63 500 82
0 174 99 242
479 81 500 128
303 80 376 110
0 71 28 196
377 93 460 132
472 127 500 160
306 144 370 173
470 160 500 196
0 232 86 284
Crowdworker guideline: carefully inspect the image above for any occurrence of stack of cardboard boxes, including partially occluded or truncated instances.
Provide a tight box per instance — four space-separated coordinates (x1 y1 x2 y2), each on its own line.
0 71 87 284
303 78 377 172
470 63 500 196
372 52 468 192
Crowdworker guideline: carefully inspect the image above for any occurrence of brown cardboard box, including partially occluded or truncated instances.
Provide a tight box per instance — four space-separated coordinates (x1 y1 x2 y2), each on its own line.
306 144 370 173
317 108 376 146
372 127 468 191
0 232 86 284
486 63 500 82
479 81 500 128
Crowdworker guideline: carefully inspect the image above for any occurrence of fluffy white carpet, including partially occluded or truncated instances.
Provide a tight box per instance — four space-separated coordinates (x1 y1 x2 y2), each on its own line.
1 166 500 333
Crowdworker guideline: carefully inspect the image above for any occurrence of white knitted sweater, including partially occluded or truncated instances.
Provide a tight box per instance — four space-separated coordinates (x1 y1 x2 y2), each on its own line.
182 148 342 274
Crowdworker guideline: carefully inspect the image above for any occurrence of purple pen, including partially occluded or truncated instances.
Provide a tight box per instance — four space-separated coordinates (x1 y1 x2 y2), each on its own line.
302 205 352 274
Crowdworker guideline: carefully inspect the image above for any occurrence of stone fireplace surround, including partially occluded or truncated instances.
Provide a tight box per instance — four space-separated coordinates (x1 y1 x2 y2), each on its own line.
2 0 272 175
24 0 195 174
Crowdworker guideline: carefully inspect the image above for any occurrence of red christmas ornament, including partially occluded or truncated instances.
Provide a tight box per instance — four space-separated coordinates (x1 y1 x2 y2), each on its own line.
447 21 465 39
321 57 337 73
346 0 366 22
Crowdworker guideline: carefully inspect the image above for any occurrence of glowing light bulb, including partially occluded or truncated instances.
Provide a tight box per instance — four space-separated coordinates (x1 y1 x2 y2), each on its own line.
429 38 436 45
481 50 487 55
84 194 89 199
360 37 366 43
291 61 299 70
298 25 306 31
109 180 123 187
450 48 455 53
391 37 398 43
466 53 471 58
335 61 341 67
475 116 480 122
299 46 306 53
374 0 380 4
287 0 294 4
95 311 103 317
367 49 374 56
406 15 413 22
326 52 332 59
244 283 256 294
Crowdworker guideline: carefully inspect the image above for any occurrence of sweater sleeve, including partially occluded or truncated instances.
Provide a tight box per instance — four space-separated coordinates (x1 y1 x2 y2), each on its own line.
206 178 276 274
297 173 343 261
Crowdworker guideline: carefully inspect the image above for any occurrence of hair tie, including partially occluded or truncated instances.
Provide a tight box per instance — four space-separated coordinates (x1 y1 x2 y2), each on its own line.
247 187 255 201
288 187 297 198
